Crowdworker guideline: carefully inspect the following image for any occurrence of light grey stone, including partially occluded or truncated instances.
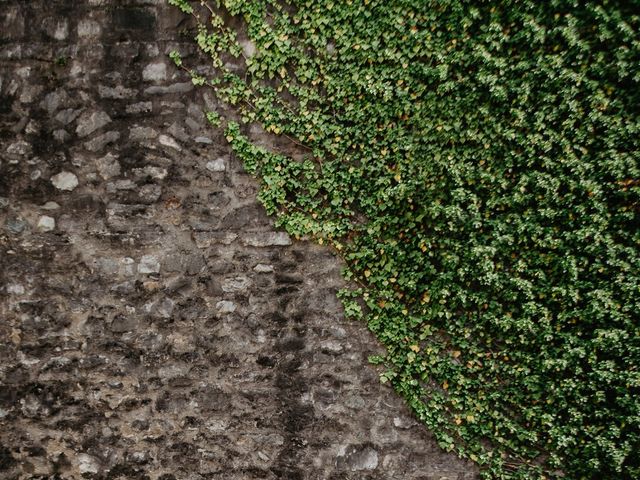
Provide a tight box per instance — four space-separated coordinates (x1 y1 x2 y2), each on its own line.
144 82 193 95
168 122 189 142
96 153 121 180
146 166 168 180
158 134 181 151
37 215 55 231
55 108 81 125
98 84 136 99
77 454 100 475
138 254 160 274
84 131 120 152
143 62 167 82
253 264 274 273
41 89 70 114
338 445 379 471
243 232 292 247
193 232 238 248
126 102 153 115
76 110 111 138
151 298 174 319
6 140 32 159
113 179 136 190
51 171 79 191
42 17 68 41
130 126 159 142
138 184 162 203
42 201 60 210
7 284 25 295
216 301 237 314
241 39 256 58
78 19 101 38
206 158 226 172
53 129 71 142
222 276 251 293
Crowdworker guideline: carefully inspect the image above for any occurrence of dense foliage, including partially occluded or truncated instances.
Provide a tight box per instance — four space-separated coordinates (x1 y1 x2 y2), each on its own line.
168 0 640 478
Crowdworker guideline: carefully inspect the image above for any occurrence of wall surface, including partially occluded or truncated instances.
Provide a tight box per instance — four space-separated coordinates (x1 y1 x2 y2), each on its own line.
0 1 477 479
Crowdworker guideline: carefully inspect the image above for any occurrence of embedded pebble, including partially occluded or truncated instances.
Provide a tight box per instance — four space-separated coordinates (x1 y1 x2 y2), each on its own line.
216 301 237 314
158 134 181 150
206 158 226 172
50 171 79 191
5 217 27 234
138 254 160 274
253 263 274 273
37 215 55 231
76 110 111 138
142 62 167 82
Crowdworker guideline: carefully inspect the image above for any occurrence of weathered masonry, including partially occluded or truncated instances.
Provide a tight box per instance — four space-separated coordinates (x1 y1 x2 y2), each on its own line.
0 1 476 479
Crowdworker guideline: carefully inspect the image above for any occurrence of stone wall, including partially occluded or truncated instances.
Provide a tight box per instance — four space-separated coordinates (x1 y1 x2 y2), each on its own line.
0 1 477 479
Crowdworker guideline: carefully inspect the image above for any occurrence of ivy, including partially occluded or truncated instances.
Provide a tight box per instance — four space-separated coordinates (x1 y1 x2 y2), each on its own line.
168 1 640 479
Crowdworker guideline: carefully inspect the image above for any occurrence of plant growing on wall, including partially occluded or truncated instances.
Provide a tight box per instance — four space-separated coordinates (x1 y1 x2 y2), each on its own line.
168 0 640 478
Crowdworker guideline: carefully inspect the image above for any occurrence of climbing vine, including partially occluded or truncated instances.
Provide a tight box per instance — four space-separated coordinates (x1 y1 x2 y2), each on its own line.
168 0 640 478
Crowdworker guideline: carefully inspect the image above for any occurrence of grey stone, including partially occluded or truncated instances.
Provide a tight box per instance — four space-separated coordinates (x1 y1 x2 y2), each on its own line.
253 263 274 273
206 158 226 172
51 171 79 191
185 117 201 133
168 122 190 142
111 315 138 333
158 134 181 151
76 110 112 138
216 300 237 314
112 179 136 191
126 102 153 115
6 284 25 296
0 197 9 209
53 129 71 142
144 82 194 95
77 19 101 38
84 131 120 152
338 445 379 471
98 84 136 99
96 153 121 180
222 276 251 293
41 89 70 114
130 126 159 142
243 232 292 247
55 108 81 125
138 184 162 203
185 254 205 275
241 39 257 58
42 17 68 41
37 215 55 231
193 232 238 248
77 454 100 475
5 217 27 234
143 62 167 82
138 254 160 274
41 201 60 210
6 140 32 159
151 298 174 319
138 166 167 180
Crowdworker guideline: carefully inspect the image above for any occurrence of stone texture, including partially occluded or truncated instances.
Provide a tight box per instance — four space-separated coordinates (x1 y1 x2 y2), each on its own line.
206 157 226 172
50 171 79 191
36 215 55 231
142 62 167 82
76 110 112 138
0 2 477 479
